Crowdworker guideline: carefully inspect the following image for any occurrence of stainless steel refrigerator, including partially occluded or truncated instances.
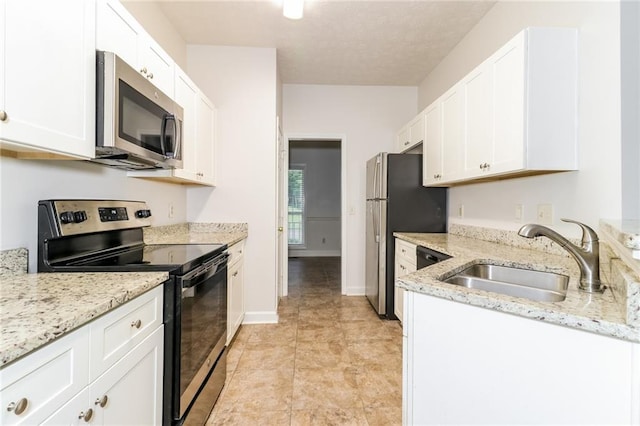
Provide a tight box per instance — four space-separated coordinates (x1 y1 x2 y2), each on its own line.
365 153 447 319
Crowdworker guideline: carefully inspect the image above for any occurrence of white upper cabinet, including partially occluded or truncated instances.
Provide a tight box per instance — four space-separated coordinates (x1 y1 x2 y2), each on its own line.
195 94 216 184
96 0 174 97
0 0 96 159
395 114 425 153
423 102 442 185
423 27 578 187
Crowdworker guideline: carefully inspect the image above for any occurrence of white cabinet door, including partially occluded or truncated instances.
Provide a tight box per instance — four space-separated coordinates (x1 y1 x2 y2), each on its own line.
195 94 216 185
395 126 410 152
491 32 525 174
39 387 93 426
227 255 245 344
405 292 636 425
173 67 199 182
409 114 425 147
423 102 442 186
96 0 173 96
90 326 163 426
440 85 464 183
0 0 95 159
462 66 493 176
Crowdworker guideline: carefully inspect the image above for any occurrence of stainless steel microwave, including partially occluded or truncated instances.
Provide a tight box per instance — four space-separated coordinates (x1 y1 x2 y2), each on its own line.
94 50 183 170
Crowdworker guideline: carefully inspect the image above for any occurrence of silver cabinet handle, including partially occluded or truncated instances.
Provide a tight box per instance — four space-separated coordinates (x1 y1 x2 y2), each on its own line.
0 110 7 122
232 271 238 277
78 408 93 422
139 67 147 75
147 72 154 80
7 398 28 415
95 395 108 408
131 319 142 329
404 141 409 146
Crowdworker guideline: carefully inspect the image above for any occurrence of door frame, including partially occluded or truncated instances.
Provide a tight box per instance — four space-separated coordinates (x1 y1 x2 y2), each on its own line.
279 133 348 296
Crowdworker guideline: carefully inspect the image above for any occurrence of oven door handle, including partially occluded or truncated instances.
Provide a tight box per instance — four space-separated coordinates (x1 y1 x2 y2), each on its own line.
180 253 229 289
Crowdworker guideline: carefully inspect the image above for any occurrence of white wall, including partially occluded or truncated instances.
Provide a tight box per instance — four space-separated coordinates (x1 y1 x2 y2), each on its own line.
417 1 622 236
289 141 341 256
0 157 187 271
186 45 279 322
283 84 417 294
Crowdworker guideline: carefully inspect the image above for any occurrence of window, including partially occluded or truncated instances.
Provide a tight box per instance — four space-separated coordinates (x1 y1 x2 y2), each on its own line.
288 165 306 245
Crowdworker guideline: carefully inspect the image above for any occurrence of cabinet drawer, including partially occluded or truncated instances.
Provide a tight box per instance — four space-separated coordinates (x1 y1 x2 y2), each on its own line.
396 239 417 265
228 239 245 267
89 286 163 381
0 328 89 426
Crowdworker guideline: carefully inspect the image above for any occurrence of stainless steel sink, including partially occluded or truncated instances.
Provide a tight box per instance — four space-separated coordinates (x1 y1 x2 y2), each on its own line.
444 264 569 302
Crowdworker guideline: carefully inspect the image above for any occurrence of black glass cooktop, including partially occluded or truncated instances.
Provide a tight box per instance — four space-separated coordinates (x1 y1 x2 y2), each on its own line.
56 243 227 274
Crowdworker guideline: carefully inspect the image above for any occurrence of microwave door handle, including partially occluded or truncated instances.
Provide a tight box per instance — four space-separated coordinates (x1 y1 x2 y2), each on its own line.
160 115 169 157
173 117 181 161
162 114 177 159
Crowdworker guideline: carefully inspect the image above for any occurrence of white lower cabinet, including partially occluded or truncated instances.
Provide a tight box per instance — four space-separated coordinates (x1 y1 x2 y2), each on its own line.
403 291 638 425
227 240 246 345
394 239 417 322
0 287 163 426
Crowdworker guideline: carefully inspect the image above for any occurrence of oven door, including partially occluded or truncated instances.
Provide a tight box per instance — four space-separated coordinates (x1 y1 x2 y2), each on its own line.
175 253 228 421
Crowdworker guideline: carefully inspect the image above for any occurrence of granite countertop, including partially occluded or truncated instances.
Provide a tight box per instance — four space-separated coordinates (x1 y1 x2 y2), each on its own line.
143 223 248 246
395 232 640 343
0 271 168 366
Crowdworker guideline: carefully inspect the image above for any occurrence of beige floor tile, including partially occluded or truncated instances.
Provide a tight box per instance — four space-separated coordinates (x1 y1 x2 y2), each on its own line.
236 341 296 370
297 307 340 321
291 407 369 426
342 319 401 341
207 409 291 425
214 367 294 413
338 296 372 307
339 304 381 321
246 323 297 344
297 318 345 342
225 341 245 375
295 340 352 369
347 339 402 368
355 364 402 408
364 406 402 426
292 367 364 410
299 295 342 310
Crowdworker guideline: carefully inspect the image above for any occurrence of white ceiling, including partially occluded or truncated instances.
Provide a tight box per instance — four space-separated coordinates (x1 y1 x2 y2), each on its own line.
155 0 496 86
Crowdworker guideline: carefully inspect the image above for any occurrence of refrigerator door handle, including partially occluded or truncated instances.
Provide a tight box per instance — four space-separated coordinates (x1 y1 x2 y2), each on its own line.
373 157 380 200
373 200 379 243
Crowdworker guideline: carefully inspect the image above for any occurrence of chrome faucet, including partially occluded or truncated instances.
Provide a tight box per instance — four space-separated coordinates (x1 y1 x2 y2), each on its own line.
518 218 604 293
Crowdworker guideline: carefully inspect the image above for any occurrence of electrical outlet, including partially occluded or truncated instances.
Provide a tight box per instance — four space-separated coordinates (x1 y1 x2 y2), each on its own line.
168 202 174 219
515 204 524 222
458 204 464 218
537 204 553 225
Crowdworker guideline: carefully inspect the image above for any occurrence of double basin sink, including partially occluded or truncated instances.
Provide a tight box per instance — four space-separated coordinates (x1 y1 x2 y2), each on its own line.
444 263 569 302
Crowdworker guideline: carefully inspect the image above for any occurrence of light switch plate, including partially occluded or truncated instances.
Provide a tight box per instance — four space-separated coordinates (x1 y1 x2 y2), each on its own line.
537 204 553 225
515 204 524 222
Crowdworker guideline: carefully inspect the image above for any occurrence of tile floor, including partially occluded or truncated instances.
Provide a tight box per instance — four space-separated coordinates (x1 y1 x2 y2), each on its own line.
206 257 403 425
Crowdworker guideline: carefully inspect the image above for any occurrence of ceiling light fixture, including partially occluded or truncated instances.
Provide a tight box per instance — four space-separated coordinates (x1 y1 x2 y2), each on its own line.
283 0 304 20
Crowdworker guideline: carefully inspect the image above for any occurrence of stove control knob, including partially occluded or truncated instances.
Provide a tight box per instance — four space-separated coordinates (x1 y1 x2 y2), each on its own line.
135 209 152 218
59 211 75 224
73 211 87 223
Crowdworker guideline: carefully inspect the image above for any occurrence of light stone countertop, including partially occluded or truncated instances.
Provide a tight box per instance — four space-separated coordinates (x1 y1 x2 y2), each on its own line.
143 222 248 246
395 232 640 343
0 271 168 366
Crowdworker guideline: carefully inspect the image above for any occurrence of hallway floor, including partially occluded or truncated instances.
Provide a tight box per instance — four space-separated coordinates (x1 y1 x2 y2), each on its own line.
206 257 402 425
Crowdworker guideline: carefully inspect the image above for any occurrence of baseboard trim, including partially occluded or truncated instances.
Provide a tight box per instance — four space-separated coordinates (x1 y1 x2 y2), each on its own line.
242 311 279 324
345 287 366 296
289 250 341 257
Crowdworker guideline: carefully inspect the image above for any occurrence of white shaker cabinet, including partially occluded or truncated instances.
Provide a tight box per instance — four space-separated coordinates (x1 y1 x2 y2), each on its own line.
227 240 246 345
96 0 174 97
395 125 411 153
0 287 163 426
394 239 417 322
423 27 578 187
403 291 637 425
396 114 425 153
0 0 96 159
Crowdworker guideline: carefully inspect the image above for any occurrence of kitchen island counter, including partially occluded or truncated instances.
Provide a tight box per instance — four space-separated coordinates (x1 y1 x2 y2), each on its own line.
0 271 168 366
395 231 640 342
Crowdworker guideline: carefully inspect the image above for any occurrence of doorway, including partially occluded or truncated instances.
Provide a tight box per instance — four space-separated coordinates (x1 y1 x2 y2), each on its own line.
277 136 347 298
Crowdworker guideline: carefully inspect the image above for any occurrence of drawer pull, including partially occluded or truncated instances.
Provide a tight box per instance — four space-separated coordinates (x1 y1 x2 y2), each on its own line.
0 110 7 122
7 398 28 415
232 271 238 277
95 395 109 408
78 408 93 422
131 319 142 329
